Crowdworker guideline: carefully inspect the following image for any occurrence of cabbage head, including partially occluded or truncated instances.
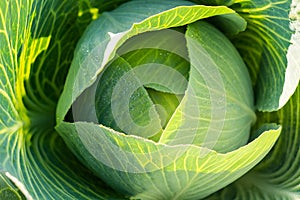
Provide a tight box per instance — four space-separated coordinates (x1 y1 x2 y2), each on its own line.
0 0 299 199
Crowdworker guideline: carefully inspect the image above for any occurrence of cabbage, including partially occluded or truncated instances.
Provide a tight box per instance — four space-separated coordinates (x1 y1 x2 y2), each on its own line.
0 0 299 199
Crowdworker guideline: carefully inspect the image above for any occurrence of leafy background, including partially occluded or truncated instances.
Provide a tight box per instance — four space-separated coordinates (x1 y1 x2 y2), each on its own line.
0 0 299 199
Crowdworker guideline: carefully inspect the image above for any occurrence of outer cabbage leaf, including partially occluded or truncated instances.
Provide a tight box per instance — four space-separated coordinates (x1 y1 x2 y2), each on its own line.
231 0 300 111
56 120 280 199
0 0 126 199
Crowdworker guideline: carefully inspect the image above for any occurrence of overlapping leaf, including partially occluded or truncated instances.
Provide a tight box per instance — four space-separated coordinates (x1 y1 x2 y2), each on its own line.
56 0 247 122
205 1 300 199
159 21 256 153
57 120 280 199
206 85 300 200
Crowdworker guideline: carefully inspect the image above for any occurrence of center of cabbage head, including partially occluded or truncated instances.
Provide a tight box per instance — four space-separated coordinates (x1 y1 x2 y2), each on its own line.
95 22 256 153
95 29 190 141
